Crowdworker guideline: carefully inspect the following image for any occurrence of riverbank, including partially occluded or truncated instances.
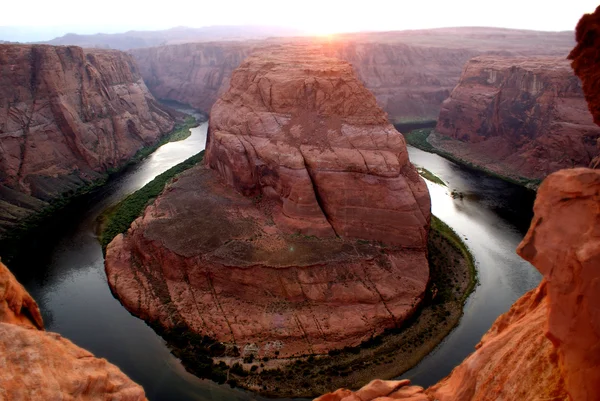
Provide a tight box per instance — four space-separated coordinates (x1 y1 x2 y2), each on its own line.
403 128 542 190
0 115 200 265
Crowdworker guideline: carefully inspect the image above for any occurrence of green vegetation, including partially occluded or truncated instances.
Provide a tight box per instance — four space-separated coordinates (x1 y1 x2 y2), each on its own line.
416 166 446 186
430 215 477 302
99 151 205 249
109 116 198 173
0 116 200 263
402 128 542 190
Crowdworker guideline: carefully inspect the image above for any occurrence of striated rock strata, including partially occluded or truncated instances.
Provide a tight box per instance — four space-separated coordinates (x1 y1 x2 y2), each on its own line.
0 44 176 237
432 56 600 183
317 168 600 401
0 261 148 400
105 45 430 358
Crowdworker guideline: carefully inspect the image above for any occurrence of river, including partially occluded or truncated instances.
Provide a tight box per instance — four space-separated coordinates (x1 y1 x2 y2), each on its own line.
11 121 541 400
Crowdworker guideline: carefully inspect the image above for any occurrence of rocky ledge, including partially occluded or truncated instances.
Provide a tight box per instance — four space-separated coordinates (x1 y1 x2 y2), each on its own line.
105 45 430 361
432 56 600 184
0 261 147 400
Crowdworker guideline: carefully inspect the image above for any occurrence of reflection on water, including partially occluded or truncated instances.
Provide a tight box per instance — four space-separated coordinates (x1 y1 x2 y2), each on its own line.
402 146 541 386
11 124 540 400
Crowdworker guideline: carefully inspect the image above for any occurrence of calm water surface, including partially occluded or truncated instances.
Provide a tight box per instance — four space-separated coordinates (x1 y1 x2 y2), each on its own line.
12 124 541 400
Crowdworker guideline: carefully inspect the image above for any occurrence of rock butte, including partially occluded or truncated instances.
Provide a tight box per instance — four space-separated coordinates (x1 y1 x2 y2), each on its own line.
0 44 176 237
105 45 431 357
317 8 600 401
0 261 148 400
432 56 600 182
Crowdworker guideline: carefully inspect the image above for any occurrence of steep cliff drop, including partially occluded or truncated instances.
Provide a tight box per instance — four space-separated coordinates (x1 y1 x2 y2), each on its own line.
0 44 176 238
0 261 148 400
430 56 600 184
105 45 430 364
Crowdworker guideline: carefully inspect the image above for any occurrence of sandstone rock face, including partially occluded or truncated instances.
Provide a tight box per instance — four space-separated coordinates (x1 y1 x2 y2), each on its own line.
0 44 176 237
105 46 430 358
0 261 148 400
317 168 600 401
131 43 255 114
0 322 148 401
569 5 600 169
206 46 430 246
0 261 43 329
517 169 600 401
432 56 600 182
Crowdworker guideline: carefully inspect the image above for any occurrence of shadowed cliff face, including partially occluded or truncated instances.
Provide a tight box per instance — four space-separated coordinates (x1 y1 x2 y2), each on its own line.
105 45 431 360
0 261 148 400
0 44 176 238
570 5 600 168
432 56 600 182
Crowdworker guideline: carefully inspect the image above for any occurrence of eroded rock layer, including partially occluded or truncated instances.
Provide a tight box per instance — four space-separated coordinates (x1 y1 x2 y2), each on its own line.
206 46 430 246
0 44 176 237
432 56 600 182
0 261 147 400
106 46 430 357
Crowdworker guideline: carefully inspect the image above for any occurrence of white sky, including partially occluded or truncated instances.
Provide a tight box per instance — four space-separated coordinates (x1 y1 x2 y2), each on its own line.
1 0 598 40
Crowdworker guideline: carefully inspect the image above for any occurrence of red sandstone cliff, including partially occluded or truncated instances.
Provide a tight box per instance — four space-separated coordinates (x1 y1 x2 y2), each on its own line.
0 44 176 237
431 56 600 183
0 261 148 400
105 45 430 359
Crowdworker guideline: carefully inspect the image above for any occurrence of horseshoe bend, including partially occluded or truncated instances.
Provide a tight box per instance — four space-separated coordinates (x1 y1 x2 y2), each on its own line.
104 45 434 364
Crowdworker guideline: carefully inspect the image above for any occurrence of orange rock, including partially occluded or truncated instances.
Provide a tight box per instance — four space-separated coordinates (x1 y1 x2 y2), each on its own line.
517 168 600 401
314 380 428 401
0 261 43 329
0 322 147 401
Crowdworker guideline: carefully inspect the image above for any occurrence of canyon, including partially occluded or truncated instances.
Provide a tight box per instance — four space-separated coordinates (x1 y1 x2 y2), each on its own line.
0 260 148 400
0 44 177 239
130 28 575 124
104 45 431 363
431 56 600 183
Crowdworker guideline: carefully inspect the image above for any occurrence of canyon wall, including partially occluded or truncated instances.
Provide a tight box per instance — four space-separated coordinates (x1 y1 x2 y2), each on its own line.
105 45 430 360
0 44 176 238
431 56 600 183
130 29 574 124
0 261 148 400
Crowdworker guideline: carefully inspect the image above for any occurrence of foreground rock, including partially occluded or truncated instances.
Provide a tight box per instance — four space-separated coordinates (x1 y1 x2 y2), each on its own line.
316 168 599 401
0 44 176 237
131 28 574 123
0 261 147 400
106 45 430 359
432 56 600 183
